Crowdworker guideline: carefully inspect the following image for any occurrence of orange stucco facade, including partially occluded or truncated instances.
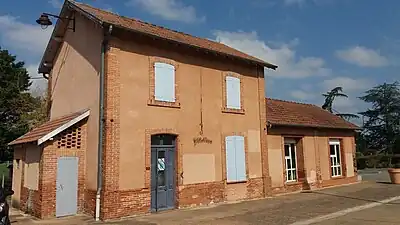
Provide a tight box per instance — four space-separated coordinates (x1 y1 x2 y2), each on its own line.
45 13 270 219
49 13 101 190
48 13 267 192
267 127 357 193
114 35 266 190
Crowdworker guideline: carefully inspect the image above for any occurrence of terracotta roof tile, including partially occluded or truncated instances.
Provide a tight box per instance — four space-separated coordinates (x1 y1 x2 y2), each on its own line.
266 98 359 130
9 109 89 146
69 1 277 69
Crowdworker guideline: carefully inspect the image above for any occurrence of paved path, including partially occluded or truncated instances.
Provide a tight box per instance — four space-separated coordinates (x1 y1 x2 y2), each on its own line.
315 199 400 225
358 168 391 183
10 181 400 225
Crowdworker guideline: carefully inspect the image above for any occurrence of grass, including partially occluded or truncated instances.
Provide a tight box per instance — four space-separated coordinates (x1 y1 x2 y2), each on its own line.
0 163 10 187
0 163 9 178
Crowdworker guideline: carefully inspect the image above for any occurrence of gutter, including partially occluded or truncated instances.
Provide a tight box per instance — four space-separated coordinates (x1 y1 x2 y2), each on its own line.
95 23 113 221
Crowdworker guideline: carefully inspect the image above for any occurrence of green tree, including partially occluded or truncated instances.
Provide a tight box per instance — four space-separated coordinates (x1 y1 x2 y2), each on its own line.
355 131 368 153
322 87 359 120
359 82 400 157
0 47 39 161
23 94 48 129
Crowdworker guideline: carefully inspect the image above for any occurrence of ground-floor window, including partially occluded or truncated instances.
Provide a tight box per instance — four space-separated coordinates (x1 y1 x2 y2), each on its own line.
284 139 297 182
329 139 342 177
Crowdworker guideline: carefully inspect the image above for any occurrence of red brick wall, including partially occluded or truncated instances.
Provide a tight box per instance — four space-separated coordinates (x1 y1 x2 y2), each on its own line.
320 176 358 188
118 189 151 218
100 43 121 220
19 187 40 217
246 178 265 199
178 181 225 207
38 121 88 218
98 179 267 219
257 65 272 197
84 189 97 217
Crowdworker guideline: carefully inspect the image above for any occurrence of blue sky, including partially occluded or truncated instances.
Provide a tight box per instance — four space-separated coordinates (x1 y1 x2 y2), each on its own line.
0 0 399 119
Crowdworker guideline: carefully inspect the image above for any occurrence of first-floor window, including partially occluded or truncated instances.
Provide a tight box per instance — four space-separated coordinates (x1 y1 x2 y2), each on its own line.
225 135 246 182
329 139 342 177
225 75 241 110
154 62 175 102
284 139 297 182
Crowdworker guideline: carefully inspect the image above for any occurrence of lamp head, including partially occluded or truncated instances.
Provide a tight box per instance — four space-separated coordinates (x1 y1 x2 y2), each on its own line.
36 14 53 29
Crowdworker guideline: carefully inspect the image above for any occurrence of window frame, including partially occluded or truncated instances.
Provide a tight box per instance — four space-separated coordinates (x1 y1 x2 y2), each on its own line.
329 139 342 178
284 139 298 183
222 72 245 114
148 57 180 108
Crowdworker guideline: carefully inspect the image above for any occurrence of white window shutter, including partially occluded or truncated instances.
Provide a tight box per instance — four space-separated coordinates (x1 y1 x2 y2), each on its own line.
225 135 246 182
154 62 175 102
234 136 246 181
225 136 237 182
226 76 241 109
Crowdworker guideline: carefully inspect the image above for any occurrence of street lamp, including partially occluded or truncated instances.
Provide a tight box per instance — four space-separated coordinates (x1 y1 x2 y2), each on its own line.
36 14 53 29
36 13 75 32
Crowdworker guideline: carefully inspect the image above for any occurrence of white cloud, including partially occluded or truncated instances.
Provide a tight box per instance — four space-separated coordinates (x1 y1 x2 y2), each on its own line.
127 0 205 23
322 76 372 92
331 97 365 118
0 15 52 94
0 15 53 56
48 0 63 9
335 46 389 67
320 76 374 118
333 97 354 109
212 30 331 78
26 64 47 97
285 76 373 116
290 90 315 100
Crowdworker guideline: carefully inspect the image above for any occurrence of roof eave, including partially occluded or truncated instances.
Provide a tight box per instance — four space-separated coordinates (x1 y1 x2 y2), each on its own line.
40 1 277 73
70 1 278 70
105 23 278 70
38 0 105 74
37 109 90 145
38 1 70 74
267 122 361 131
8 109 90 147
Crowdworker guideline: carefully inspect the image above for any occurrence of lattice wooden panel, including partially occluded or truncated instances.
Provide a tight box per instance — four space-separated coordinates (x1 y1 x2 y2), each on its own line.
57 125 82 149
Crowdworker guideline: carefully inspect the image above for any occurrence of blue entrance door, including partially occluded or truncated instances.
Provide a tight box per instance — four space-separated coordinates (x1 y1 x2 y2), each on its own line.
150 134 176 211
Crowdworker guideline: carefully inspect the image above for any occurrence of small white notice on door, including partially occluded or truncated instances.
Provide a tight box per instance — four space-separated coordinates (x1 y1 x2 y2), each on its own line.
158 158 165 171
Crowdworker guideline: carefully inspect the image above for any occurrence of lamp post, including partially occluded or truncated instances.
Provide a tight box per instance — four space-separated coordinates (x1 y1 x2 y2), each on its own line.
36 13 75 32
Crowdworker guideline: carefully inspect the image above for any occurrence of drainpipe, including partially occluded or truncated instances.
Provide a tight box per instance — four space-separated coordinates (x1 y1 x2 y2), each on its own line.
95 24 113 222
